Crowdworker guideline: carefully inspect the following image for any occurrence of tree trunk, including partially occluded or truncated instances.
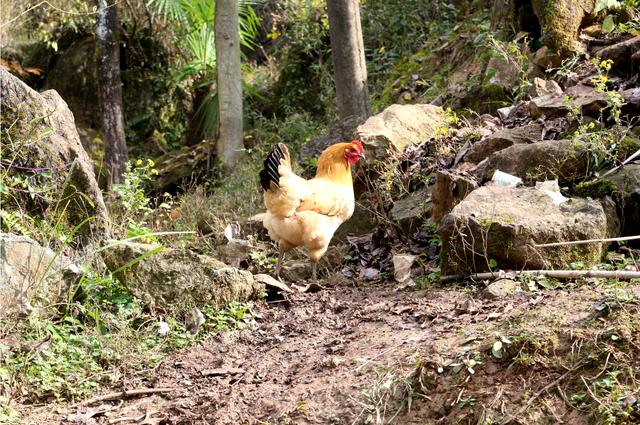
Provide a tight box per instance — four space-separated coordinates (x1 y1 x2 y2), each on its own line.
215 0 244 170
96 0 128 188
326 0 370 122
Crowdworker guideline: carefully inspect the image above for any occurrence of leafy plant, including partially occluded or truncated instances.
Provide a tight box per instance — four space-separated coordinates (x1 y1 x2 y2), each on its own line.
484 34 532 101
111 159 158 240
590 58 625 124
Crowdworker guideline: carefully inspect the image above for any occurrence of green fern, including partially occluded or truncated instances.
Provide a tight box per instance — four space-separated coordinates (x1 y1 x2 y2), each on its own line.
0 209 32 237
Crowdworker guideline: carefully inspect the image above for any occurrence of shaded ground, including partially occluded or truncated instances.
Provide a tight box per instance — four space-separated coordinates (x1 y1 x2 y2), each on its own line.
25 277 640 424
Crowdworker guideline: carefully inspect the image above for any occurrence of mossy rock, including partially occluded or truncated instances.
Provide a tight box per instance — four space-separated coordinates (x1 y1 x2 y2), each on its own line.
575 164 640 236
438 186 616 275
0 68 109 244
102 242 265 314
619 135 640 161
531 0 596 54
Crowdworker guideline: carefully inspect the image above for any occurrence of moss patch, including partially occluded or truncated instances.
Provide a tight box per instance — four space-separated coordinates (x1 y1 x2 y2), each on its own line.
532 0 596 54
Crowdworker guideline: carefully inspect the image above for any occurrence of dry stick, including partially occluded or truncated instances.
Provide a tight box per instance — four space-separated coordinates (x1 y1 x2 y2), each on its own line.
440 269 640 284
597 146 640 179
534 235 640 247
498 363 586 425
73 387 175 407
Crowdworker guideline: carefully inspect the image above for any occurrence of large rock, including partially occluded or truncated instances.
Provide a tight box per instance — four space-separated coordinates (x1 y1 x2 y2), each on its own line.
102 242 264 312
438 186 617 275
594 36 640 70
0 69 108 242
531 0 596 54
0 233 80 318
529 87 640 119
528 91 606 119
485 55 519 90
575 163 640 236
472 139 589 185
462 123 544 164
356 104 445 163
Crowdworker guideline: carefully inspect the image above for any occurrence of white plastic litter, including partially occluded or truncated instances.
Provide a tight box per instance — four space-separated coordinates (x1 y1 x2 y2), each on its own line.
491 170 522 187
535 179 568 205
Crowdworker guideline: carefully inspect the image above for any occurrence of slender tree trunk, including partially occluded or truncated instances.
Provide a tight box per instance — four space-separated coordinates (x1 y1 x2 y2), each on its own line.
96 0 128 187
326 0 369 122
215 0 244 170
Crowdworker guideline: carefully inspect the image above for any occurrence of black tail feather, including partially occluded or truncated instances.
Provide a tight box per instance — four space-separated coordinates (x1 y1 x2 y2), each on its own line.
259 143 288 191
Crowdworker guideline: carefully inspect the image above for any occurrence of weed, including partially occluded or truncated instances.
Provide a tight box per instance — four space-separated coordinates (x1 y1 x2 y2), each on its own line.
111 159 159 241
202 301 255 333
590 58 625 124
484 35 532 101
358 364 417 424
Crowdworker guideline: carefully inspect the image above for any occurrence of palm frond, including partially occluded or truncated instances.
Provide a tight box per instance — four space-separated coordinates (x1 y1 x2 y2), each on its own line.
146 0 186 21
188 23 217 69
196 89 219 138
182 0 215 27
238 0 261 49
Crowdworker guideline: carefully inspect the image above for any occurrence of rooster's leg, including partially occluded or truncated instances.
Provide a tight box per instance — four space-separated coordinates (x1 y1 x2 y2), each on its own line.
275 247 285 280
311 262 317 282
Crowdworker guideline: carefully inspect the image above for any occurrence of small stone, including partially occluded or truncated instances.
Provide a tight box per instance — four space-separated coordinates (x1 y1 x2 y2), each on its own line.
482 279 519 299
393 254 417 284
531 77 563 97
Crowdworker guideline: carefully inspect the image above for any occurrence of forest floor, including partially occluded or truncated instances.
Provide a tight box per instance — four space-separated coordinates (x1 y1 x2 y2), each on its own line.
22 275 640 424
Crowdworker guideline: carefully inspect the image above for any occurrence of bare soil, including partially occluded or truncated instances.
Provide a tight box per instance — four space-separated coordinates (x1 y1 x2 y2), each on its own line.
26 277 640 425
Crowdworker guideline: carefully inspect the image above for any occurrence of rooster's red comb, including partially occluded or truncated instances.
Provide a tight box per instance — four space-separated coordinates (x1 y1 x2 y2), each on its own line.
351 139 364 153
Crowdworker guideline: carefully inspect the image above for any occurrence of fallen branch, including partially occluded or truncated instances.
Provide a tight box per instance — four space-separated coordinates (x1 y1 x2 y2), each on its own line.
440 269 640 284
73 387 175 407
534 235 640 247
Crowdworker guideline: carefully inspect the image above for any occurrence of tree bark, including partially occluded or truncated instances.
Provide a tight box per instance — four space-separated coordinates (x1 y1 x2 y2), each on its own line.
327 0 370 122
215 0 244 170
96 0 128 188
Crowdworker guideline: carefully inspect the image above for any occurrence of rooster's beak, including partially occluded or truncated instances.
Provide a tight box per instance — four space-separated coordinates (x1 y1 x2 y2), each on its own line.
358 152 366 160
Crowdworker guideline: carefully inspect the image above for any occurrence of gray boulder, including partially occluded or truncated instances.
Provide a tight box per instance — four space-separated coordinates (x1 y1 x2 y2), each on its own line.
356 104 445 163
0 233 80 318
462 123 544 164
472 139 589 184
0 68 108 242
102 243 264 313
438 186 617 275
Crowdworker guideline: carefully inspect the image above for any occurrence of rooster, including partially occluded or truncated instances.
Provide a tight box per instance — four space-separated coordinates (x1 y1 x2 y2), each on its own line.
259 140 365 281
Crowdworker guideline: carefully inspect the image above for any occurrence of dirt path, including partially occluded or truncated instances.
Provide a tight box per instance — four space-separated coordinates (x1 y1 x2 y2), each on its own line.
34 279 640 424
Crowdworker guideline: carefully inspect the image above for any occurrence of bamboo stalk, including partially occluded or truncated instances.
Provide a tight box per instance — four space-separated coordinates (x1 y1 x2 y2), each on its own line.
534 235 640 247
440 269 640 284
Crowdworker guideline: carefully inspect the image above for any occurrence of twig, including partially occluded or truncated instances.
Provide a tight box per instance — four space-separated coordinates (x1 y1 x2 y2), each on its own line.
73 387 174 407
589 352 611 382
597 147 640 179
498 362 586 425
534 235 640 247
441 269 640 284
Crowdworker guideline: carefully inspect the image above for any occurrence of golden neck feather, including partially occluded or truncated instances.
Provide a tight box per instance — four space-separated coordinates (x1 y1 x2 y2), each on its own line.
315 143 352 184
